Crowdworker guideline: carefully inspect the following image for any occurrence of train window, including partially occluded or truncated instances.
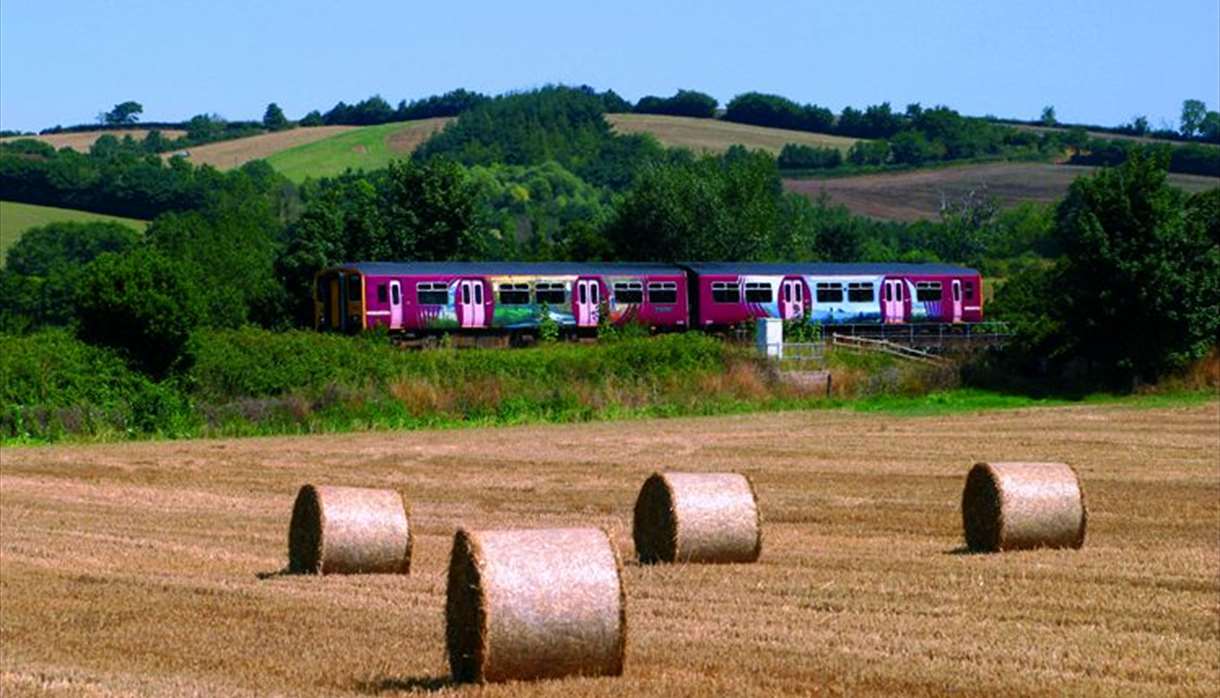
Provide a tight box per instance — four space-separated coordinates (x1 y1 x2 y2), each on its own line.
474 284 483 304
461 285 471 304
794 283 802 301
816 282 843 303
952 282 961 302
377 284 388 303
391 284 400 305
895 283 903 301
417 282 448 305
783 284 791 302
711 281 740 303
744 282 772 303
347 275 362 300
498 283 531 305
535 282 567 305
590 284 599 304
964 281 974 300
647 281 678 304
578 284 587 303
915 281 942 302
847 282 874 302
884 284 891 301
613 281 643 304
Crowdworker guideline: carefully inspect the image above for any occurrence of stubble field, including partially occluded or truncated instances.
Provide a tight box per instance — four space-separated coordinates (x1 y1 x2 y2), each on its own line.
1 402 1217 696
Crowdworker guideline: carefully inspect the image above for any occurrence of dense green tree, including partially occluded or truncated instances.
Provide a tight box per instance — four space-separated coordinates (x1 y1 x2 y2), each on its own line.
1006 150 1220 387
607 148 816 261
889 130 944 165
5 221 140 276
102 101 143 125
263 102 290 131
300 110 324 127
777 143 842 169
1040 106 1057 126
1179 99 1206 137
75 248 205 377
634 89 718 118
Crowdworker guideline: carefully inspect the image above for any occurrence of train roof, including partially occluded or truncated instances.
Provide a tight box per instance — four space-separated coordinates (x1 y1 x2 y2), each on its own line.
337 261 685 276
680 262 980 276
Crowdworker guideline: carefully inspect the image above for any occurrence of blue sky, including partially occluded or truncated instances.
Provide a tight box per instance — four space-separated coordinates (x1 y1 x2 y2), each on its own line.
1 0 1217 132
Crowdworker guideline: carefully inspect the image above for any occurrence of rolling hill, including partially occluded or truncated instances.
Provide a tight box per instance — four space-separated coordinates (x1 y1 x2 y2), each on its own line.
264 118 452 181
148 115 860 179
606 113 859 153
0 201 148 263
0 129 186 152
784 162 1220 221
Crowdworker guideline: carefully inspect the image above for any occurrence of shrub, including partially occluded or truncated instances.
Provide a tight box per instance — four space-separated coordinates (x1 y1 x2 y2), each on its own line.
75 249 205 377
777 144 842 170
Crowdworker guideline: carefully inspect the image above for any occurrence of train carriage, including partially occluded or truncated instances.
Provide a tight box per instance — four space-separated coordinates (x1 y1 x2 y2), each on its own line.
315 262 690 336
683 262 982 329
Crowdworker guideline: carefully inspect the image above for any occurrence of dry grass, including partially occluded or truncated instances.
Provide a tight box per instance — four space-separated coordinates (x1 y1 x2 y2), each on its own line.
1 403 1217 696
785 162 1220 221
0 129 187 152
170 126 358 169
607 114 860 154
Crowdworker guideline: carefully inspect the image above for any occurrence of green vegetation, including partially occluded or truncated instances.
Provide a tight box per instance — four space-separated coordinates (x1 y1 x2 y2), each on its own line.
988 151 1219 390
266 120 448 181
0 201 146 262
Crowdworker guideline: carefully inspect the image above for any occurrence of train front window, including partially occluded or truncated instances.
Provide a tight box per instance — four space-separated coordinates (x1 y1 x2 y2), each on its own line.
816 283 843 303
648 282 678 304
613 281 643 304
847 282 874 302
417 282 448 305
916 282 942 302
744 282 772 303
347 274 362 300
711 282 740 303
498 283 530 305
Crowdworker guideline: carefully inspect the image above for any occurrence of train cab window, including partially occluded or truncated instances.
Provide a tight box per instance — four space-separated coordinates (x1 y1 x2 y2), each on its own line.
915 281 942 302
417 282 448 305
535 282 567 305
498 283 530 305
613 281 643 304
647 281 678 304
815 282 843 303
964 282 975 300
711 281 740 303
847 282 874 302
391 284 400 305
347 275 362 300
377 284 388 303
744 282 772 303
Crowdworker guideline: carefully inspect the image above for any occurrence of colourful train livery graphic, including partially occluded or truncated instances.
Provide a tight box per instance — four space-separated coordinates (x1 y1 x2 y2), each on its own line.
315 261 983 336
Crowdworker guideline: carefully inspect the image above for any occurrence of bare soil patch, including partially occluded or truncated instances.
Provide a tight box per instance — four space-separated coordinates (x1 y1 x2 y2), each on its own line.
1 403 1216 696
785 162 1219 221
384 117 452 153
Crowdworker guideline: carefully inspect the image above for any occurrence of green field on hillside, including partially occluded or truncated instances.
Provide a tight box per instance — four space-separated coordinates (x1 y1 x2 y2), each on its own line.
265 118 451 181
0 201 147 263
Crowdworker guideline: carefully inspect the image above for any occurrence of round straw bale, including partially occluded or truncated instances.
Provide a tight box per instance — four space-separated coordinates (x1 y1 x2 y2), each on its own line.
633 471 762 564
961 462 1087 552
287 484 412 574
445 527 626 684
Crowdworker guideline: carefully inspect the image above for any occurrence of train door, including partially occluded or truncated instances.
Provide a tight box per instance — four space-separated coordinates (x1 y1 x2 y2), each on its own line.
779 276 805 320
329 277 341 330
951 279 963 323
883 278 906 324
389 280 403 329
575 277 600 328
457 278 487 328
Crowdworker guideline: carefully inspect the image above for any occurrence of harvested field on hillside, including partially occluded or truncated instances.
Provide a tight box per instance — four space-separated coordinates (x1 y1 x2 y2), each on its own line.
1 403 1217 696
785 162 1220 221
0 129 187 152
171 125 357 169
608 114 859 154
265 118 453 181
